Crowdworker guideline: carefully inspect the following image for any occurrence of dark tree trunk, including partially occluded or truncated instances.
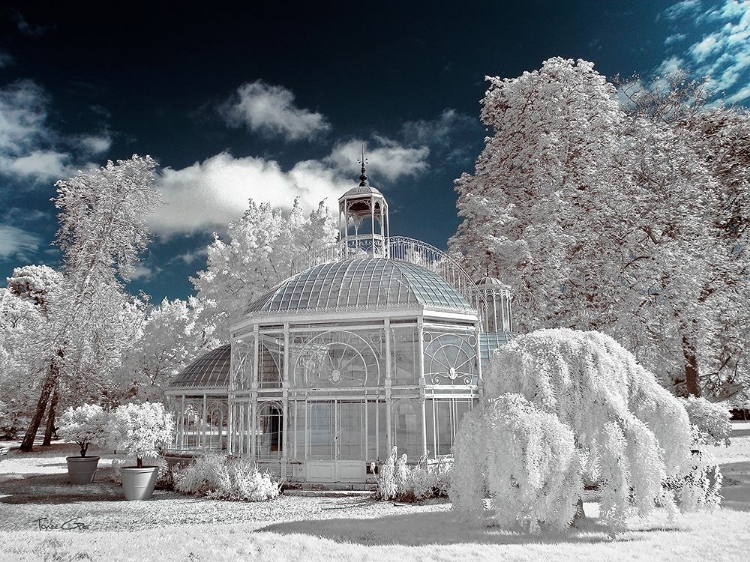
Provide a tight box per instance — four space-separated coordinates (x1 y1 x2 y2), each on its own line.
20 350 62 452
683 335 701 397
42 381 60 446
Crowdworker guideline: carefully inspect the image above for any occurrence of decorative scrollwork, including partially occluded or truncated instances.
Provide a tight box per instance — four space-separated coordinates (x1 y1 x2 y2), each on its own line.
293 330 381 388
424 332 477 386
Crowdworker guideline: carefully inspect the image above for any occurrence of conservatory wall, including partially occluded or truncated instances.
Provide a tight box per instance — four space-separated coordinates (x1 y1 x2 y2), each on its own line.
227 315 480 482
165 344 231 453
169 394 228 451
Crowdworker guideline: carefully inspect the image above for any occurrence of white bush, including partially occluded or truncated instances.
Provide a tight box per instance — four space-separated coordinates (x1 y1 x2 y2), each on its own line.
453 329 711 531
451 394 580 533
681 396 731 447
375 446 450 502
175 453 280 502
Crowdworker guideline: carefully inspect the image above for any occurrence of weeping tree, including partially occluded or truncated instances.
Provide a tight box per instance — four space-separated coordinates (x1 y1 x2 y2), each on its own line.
19 155 161 452
452 329 718 533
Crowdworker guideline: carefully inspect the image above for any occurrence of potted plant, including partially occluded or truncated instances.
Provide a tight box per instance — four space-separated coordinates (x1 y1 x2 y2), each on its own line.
108 402 175 500
57 404 109 484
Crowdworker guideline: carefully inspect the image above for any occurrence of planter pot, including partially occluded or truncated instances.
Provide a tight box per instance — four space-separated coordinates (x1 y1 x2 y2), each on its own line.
121 466 160 500
66 456 100 484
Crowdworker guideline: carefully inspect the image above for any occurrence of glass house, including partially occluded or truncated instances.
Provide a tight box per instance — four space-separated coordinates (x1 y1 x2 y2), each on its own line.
166 165 513 484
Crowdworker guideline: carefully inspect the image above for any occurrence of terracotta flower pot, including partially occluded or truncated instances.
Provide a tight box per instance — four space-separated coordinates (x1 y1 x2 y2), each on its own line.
121 466 160 500
66 456 100 484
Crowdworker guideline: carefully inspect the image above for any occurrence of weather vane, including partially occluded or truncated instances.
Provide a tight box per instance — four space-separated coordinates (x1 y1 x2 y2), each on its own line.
358 144 368 186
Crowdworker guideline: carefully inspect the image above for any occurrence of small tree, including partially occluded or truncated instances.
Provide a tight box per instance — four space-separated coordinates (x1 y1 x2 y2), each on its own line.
57 404 109 457
108 402 175 468
452 329 707 531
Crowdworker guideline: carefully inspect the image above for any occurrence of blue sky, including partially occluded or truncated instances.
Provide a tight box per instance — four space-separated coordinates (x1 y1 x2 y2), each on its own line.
1 1 749 302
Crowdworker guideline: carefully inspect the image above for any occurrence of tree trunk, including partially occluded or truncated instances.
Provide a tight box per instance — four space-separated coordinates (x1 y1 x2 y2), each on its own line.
42 381 60 446
683 335 701 397
20 351 62 452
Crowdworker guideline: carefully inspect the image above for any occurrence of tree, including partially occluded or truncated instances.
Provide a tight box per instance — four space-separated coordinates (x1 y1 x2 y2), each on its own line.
192 198 337 342
617 75 750 398
0 267 59 438
117 296 219 401
2 266 66 443
451 329 711 532
450 58 749 400
450 58 627 332
19 155 160 452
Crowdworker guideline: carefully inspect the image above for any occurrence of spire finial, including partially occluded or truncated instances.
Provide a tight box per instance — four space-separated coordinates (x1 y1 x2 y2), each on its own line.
358 144 368 186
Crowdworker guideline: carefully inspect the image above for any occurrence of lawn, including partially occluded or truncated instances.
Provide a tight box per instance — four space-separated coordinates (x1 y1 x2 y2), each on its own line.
0 423 748 562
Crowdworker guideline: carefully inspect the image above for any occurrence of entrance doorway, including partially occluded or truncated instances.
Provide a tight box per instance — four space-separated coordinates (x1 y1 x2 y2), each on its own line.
305 399 381 482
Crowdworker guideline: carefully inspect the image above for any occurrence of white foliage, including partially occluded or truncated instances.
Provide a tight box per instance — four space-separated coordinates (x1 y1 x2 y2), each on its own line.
375 446 450 502
175 453 280 502
453 329 711 532
681 396 732 447
191 198 337 342
57 403 108 457
107 402 175 465
452 394 581 533
450 57 750 400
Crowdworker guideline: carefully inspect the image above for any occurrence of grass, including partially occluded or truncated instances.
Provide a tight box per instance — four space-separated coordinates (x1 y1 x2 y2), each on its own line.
0 422 748 562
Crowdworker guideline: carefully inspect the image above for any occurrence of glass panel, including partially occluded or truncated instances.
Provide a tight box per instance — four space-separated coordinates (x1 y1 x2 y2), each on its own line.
257 402 282 458
291 329 383 388
258 332 283 389
173 345 231 389
231 337 255 390
308 401 335 460
423 331 478 386
290 400 305 461
391 326 419 385
426 398 474 458
392 398 422 459
366 399 387 461
205 399 227 451
338 401 364 460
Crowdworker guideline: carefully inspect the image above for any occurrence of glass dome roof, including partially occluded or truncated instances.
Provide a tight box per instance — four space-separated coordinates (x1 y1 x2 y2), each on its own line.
247 258 473 315
170 344 231 389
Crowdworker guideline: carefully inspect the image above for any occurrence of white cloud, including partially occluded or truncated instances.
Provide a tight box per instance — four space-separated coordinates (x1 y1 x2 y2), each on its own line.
0 225 42 260
0 80 49 154
2 149 70 180
401 109 477 147
663 0 703 20
127 263 158 281
151 152 348 237
326 138 429 183
78 133 112 155
659 0 750 103
219 80 330 141
664 33 687 46
151 134 430 237
11 12 49 36
169 248 208 265
690 35 721 63
726 82 750 104
0 80 113 182
655 56 687 76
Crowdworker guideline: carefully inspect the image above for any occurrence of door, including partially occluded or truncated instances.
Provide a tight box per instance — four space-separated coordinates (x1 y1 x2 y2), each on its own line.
306 399 366 482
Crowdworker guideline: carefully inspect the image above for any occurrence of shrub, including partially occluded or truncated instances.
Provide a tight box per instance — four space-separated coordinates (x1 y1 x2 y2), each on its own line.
57 404 109 457
175 453 280 502
453 329 711 533
452 394 581 533
375 446 451 502
681 396 731 447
